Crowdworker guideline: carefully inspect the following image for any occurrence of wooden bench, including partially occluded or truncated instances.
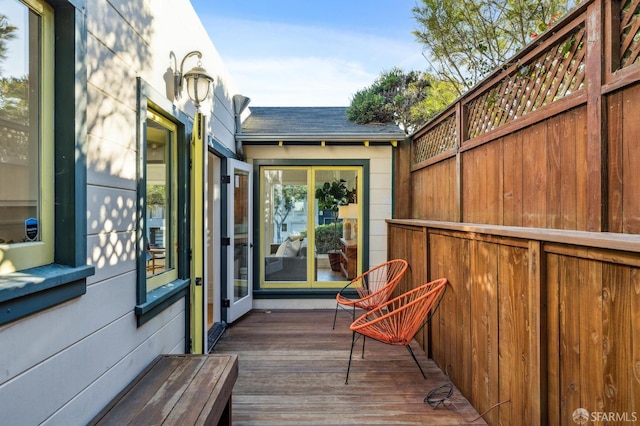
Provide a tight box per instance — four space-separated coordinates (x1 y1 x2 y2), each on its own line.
90 354 238 426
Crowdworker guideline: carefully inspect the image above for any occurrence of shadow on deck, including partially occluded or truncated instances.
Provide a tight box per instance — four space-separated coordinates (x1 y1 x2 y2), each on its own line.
211 309 486 425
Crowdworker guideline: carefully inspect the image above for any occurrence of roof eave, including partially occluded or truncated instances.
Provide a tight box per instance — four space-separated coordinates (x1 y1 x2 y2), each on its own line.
237 133 407 143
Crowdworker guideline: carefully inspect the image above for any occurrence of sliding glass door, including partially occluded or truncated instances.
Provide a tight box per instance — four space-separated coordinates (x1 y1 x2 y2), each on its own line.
259 166 361 290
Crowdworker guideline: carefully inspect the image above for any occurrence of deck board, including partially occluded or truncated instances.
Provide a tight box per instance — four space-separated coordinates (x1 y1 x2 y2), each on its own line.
212 309 486 425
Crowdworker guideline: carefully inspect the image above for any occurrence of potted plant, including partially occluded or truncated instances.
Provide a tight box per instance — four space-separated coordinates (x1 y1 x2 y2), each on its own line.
315 179 350 271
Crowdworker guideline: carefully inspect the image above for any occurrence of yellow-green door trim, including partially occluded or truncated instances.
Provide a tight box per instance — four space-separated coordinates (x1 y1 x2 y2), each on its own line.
190 112 205 353
253 159 370 297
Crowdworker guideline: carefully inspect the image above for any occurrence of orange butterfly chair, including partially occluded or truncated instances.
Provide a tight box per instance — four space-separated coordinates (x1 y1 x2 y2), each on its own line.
345 278 448 384
332 259 409 329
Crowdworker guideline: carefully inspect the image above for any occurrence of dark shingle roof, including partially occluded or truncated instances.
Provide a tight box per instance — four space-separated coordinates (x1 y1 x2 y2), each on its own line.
239 107 405 142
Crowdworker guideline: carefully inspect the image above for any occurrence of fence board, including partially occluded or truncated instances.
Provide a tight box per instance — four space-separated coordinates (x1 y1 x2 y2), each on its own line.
603 263 630 416
546 116 562 229
631 268 640 416
622 84 640 233
559 255 581 424
462 149 477 224
579 259 604 415
502 132 523 227
457 238 473 397
522 123 547 228
470 240 499 425
607 90 624 232
546 254 561 425
429 233 473 396
498 245 529 425
574 107 589 231
560 109 579 230
487 141 503 224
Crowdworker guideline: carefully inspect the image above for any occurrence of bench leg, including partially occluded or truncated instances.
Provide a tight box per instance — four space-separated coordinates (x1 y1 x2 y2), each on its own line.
217 395 232 426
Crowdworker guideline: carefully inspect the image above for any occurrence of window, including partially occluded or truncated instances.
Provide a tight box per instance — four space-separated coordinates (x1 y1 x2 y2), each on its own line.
0 0 94 326
134 81 190 326
0 0 53 271
144 110 178 289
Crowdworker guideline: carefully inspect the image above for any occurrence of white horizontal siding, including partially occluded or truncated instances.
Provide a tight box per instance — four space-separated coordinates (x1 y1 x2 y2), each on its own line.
87 186 137 235
1 0 239 424
0 299 185 425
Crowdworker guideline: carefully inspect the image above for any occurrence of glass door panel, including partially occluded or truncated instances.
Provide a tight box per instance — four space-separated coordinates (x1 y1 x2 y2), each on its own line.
226 159 252 323
313 169 359 284
262 168 309 285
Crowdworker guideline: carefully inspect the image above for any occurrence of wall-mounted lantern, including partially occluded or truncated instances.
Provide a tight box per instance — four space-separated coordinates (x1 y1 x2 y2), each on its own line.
173 50 214 109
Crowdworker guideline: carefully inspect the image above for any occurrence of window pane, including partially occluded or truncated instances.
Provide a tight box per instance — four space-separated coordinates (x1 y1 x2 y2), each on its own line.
0 0 41 244
233 167 249 300
262 168 309 283
314 169 358 282
145 117 173 282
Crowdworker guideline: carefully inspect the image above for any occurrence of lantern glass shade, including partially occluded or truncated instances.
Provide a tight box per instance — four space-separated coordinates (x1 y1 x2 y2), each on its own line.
184 65 213 106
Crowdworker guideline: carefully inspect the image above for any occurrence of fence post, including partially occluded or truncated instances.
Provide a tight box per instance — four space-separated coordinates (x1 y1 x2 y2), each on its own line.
585 0 607 231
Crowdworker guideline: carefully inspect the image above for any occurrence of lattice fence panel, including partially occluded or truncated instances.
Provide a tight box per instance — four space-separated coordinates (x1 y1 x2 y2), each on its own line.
621 0 640 68
467 25 586 139
412 114 456 165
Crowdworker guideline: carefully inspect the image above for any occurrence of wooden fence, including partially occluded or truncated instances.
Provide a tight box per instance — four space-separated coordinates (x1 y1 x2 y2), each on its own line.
389 1 640 424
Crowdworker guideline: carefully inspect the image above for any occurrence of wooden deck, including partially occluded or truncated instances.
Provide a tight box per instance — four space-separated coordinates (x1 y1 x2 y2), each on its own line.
212 309 486 425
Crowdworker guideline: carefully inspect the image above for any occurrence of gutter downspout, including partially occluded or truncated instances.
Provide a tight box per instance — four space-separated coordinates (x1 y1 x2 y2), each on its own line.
233 94 251 161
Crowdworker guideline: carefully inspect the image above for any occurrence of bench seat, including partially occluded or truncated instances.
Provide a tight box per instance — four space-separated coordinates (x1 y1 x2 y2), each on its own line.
90 354 238 426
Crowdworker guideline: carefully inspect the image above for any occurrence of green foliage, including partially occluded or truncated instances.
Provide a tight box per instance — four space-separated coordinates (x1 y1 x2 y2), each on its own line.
346 89 387 124
347 68 457 133
0 14 17 68
0 15 26 124
410 78 459 124
314 179 351 251
147 185 166 206
314 179 349 213
0 76 29 123
314 223 344 254
412 0 576 93
274 185 307 219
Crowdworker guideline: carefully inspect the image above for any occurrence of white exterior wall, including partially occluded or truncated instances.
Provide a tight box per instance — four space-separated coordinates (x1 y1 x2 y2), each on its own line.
0 1 238 424
245 144 394 272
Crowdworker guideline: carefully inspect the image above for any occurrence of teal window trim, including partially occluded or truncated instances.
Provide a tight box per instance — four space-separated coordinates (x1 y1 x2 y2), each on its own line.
0 0 94 326
207 134 237 159
135 78 191 326
134 278 190 326
251 159 370 297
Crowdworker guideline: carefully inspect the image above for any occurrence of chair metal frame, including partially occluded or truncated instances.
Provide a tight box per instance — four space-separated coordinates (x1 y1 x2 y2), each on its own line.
345 278 448 384
332 259 409 329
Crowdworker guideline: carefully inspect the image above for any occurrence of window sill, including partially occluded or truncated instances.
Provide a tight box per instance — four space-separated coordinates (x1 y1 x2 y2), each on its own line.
0 263 95 326
135 278 190 326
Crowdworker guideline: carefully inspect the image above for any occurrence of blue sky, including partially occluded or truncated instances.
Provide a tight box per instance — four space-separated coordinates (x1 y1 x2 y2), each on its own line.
191 0 426 106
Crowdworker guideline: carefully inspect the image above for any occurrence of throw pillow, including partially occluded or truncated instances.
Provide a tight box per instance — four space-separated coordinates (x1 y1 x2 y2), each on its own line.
275 238 301 257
